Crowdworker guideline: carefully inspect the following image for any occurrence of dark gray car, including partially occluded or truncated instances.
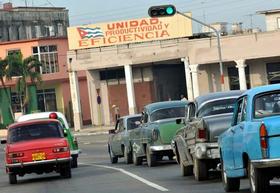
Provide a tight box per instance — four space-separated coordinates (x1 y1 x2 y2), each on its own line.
172 90 243 181
108 114 141 164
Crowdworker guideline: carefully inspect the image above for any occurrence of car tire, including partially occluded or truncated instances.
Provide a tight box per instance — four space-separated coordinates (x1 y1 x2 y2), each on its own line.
60 163 72 179
180 160 193 176
221 161 240 192
194 158 208 181
146 146 157 167
109 146 118 164
9 173 17 184
133 150 142 166
168 155 174 161
124 146 132 164
248 160 269 193
71 155 78 168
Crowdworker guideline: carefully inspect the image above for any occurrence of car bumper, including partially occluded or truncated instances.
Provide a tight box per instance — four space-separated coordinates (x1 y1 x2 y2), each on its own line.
71 149 81 155
6 157 72 168
150 145 172 152
252 158 280 168
195 142 220 159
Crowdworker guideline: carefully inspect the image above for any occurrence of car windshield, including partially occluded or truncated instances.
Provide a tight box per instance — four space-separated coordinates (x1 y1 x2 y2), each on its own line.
254 92 280 118
150 107 185 122
198 98 236 117
8 122 63 143
127 116 141 130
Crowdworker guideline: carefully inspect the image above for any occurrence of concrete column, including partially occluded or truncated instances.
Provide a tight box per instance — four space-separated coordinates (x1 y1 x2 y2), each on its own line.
124 64 137 115
190 64 200 98
69 71 82 131
181 57 194 101
235 60 247 90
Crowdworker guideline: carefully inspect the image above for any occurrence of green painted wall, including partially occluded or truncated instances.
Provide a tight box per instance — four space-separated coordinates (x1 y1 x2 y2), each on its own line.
0 88 14 125
27 85 38 114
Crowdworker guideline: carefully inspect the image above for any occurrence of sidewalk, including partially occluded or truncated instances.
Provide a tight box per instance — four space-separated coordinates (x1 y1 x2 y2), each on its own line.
72 125 114 136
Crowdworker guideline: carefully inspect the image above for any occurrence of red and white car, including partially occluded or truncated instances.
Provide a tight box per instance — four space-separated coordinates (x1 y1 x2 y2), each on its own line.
1 119 72 184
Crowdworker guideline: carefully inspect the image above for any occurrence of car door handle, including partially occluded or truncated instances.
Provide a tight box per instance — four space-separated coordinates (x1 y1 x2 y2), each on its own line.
240 125 244 130
230 129 235 134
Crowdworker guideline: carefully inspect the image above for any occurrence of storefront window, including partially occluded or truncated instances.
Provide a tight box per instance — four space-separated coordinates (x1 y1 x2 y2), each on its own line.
37 89 57 112
267 62 280 84
32 45 59 74
228 66 250 90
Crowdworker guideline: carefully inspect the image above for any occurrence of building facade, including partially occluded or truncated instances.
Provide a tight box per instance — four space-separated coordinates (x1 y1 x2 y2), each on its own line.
0 3 90 126
66 9 280 129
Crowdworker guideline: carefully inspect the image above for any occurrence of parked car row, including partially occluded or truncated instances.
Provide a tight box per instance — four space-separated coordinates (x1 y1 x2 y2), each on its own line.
108 84 280 193
0 112 79 184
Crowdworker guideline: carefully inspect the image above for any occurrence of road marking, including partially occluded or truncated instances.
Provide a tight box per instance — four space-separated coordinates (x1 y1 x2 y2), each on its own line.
80 163 169 192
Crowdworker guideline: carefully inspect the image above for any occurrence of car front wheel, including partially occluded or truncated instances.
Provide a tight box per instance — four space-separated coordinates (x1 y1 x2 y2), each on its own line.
109 145 118 164
9 173 17 184
146 146 157 167
133 150 142 166
71 155 78 168
248 160 269 193
221 161 240 192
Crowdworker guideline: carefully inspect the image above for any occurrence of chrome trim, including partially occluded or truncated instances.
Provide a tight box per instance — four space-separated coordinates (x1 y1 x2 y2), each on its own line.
195 142 219 159
251 158 280 168
6 157 72 168
70 149 81 155
149 145 172 152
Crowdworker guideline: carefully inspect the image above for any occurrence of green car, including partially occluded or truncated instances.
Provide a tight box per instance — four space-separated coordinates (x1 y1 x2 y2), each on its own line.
130 100 188 167
17 112 80 168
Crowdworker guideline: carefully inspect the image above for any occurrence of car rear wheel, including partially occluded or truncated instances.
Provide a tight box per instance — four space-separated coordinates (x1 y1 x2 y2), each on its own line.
133 150 142 166
180 160 193 176
60 163 72 178
124 146 132 164
146 146 157 167
221 161 240 192
248 160 269 193
9 173 17 184
71 155 78 168
109 146 118 164
194 158 208 181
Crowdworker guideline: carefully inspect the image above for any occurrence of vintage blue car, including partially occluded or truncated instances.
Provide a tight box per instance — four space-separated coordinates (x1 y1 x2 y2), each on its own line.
219 84 280 193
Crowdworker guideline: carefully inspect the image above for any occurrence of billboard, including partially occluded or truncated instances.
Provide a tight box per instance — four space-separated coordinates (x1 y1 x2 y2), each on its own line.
67 13 192 50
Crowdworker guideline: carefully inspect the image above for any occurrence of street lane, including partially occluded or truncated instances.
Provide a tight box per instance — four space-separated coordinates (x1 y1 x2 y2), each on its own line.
1 134 280 193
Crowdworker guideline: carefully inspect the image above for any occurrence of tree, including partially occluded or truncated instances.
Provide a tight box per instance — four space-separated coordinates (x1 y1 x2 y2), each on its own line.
6 53 42 114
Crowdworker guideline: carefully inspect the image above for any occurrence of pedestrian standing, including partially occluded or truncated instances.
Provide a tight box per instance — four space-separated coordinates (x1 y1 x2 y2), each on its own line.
112 104 120 122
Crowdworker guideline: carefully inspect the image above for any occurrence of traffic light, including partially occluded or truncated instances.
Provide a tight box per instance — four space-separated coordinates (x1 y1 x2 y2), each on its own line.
148 5 176 17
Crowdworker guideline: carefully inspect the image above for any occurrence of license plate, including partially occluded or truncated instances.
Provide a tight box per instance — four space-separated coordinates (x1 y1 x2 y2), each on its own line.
32 152 46 161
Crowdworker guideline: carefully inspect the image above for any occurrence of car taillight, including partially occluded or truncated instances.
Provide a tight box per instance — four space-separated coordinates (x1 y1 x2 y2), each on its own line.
152 129 159 141
260 123 268 158
49 112 58 119
197 128 206 140
53 147 69 153
8 152 24 158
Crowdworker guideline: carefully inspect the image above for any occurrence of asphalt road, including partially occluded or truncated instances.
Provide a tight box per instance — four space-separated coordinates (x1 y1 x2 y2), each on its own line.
1 134 280 193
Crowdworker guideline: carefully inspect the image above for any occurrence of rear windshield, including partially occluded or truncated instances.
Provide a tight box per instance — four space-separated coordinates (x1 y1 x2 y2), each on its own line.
127 116 141 130
198 98 236 117
254 92 280 118
8 122 63 143
150 107 185 122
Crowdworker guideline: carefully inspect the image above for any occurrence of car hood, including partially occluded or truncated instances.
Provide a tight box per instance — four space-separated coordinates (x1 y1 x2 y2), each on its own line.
7 138 68 152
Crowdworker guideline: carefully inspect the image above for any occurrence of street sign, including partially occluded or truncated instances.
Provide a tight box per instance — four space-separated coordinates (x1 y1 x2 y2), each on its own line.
148 5 176 17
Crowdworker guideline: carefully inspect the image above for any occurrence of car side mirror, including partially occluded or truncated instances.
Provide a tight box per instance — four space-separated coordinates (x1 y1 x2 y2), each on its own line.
63 130 68 137
109 129 116 134
176 118 182 124
0 139 7 144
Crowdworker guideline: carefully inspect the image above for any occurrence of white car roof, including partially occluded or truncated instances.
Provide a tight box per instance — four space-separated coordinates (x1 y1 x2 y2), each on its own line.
17 112 70 128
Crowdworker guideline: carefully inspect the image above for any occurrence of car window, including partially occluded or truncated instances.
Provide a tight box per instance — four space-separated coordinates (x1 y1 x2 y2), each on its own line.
241 97 247 122
127 116 141 130
197 98 236 118
234 98 243 125
8 122 63 144
254 91 280 118
143 112 149 123
150 107 185 122
188 103 196 120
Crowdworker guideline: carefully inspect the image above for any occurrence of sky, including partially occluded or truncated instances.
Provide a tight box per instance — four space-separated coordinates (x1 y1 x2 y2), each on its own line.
6 0 280 32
